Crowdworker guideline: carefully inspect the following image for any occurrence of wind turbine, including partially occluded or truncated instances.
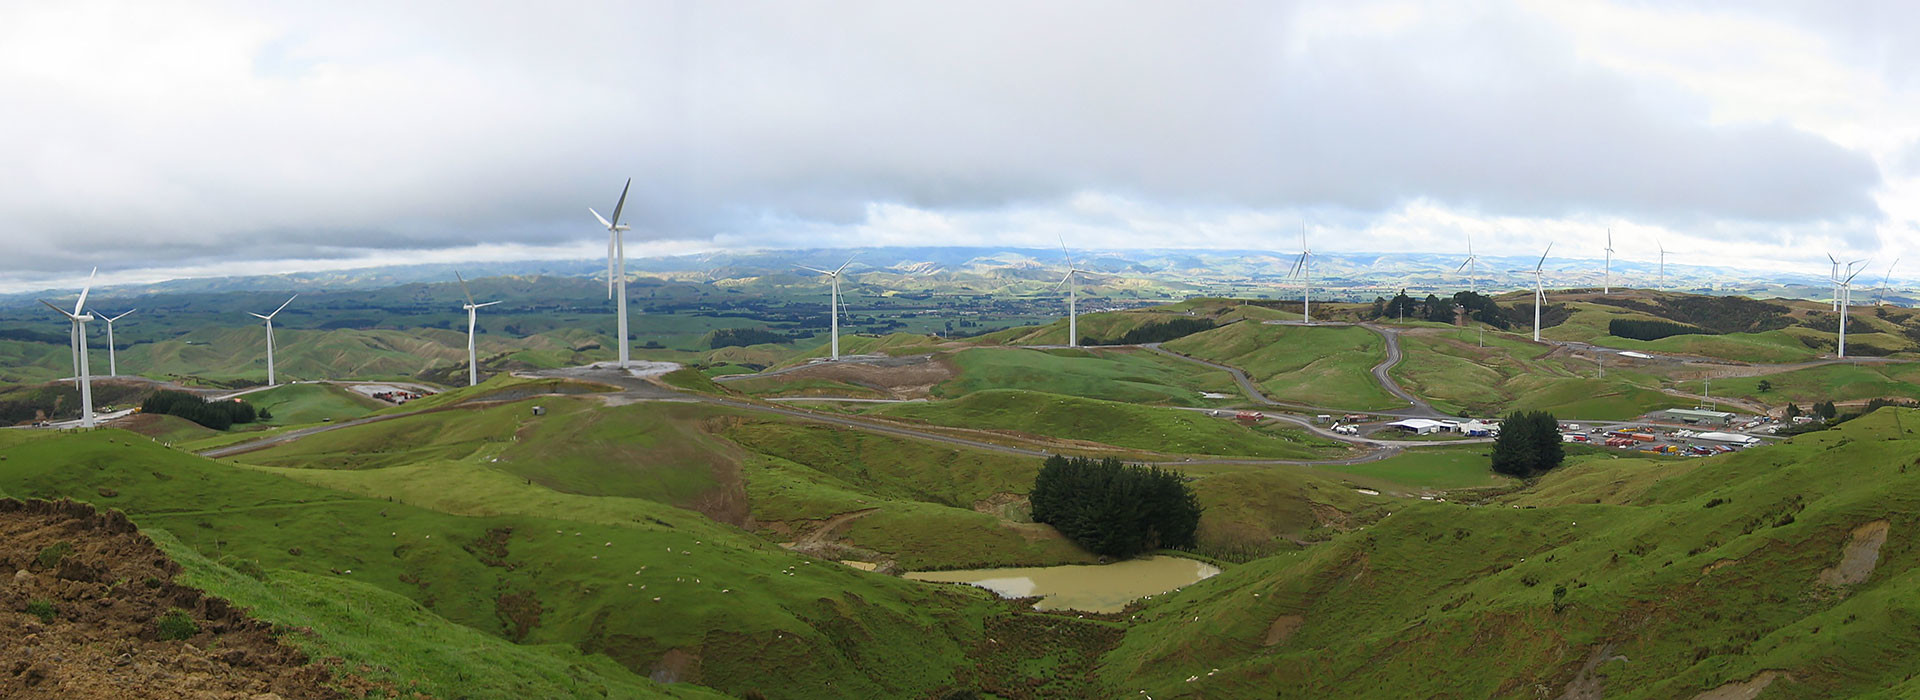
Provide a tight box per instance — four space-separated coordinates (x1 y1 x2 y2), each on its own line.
247 295 297 387
797 258 855 359
1288 223 1314 324
1828 254 1841 311
455 272 501 387
1602 228 1614 294
1876 258 1900 306
590 179 633 369
1457 234 1479 295
1526 244 1553 342
100 309 134 377
1056 239 1086 346
1656 239 1667 289
39 268 97 428
1838 261 1868 358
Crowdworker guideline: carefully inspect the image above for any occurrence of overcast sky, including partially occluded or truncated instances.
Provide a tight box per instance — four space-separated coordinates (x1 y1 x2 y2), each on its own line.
4 0 1918 289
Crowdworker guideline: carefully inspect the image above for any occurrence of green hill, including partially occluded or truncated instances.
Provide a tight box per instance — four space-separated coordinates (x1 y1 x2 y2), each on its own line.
1161 321 1402 411
869 389 1346 459
1100 408 1920 698
934 346 1241 405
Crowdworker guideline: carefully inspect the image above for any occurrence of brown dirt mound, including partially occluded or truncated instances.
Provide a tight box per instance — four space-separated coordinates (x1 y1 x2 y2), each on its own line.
0 498 346 699
764 354 957 399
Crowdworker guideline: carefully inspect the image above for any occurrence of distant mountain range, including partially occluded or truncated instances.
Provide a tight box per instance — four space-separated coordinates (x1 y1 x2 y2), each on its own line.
4 247 1906 308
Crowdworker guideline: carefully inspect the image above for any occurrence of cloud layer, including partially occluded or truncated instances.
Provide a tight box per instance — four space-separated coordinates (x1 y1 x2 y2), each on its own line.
0 0 1911 285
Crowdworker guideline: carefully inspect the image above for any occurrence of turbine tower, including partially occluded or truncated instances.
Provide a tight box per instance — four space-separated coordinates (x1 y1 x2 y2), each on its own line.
797 258 855 359
1656 239 1667 289
1602 228 1613 294
1056 238 1086 347
1838 261 1868 358
248 295 297 387
1529 244 1553 342
1876 258 1900 306
456 272 501 387
39 268 97 428
1457 235 1479 295
1288 223 1314 324
101 309 134 377
590 179 634 369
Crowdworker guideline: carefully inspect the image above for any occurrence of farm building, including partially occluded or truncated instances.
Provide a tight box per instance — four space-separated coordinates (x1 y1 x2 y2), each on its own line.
1694 431 1761 446
1457 420 1497 436
1386 418 1451 435
1658 408 1737 426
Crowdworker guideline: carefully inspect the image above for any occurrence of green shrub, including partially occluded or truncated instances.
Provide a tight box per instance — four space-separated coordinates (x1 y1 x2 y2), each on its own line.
25 599 56 623
156 609 199 641
1030 455 1202 558
34 542 72 570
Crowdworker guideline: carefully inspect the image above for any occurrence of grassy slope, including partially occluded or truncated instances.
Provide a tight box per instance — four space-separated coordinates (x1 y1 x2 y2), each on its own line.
1394 329 1690 419
870 389 1345 459
1711 362 1920 405
1161 322 1401 411
0 428 1023 699
934 346 1240 405
972 309 1202 347
1102 408 1920 698
246 382 386 425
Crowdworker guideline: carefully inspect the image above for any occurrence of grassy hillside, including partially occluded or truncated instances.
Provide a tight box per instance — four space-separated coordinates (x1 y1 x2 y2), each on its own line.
1708 362 1920 406
245 382 386 425
1393 328 1692 419
1101 408 1920 698
934 346 1241 405
870 389 1346 459
0 427 1097 699
1161 322 1401 411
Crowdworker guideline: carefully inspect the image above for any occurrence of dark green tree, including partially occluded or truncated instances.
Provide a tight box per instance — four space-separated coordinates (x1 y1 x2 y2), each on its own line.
1491 411 1565 478
1816 401 1838 420
1030 455 1202 558
1756 379 1772 393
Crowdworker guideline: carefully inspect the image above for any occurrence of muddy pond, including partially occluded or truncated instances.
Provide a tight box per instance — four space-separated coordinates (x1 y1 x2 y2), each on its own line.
906 555 1220 613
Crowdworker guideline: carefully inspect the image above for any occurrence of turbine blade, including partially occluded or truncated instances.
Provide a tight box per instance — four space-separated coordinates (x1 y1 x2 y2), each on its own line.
74 267 97 315
1536 243 1553 271
39 299 77 320
475 300 502 308
108 309 135 322
610 178 632 228
796 265 831 275
247 312 269 320
270 294 297 318
589 207 613 230
1456 258 1471 272
834 256 855 275
456 271 475 306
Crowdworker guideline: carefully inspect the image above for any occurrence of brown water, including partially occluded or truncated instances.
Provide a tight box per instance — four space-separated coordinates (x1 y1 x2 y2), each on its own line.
906 555 1221 613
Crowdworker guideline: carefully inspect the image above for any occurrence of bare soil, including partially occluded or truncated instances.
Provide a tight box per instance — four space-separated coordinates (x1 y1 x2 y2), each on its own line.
1817 520 1890 587
0 498 353 699
1691 670 1786 700
759 354 958 399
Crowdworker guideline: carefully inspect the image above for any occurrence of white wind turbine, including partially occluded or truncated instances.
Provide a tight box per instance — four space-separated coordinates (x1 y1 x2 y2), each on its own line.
1875 258 1900 306
39 268 98 428
590 179 634 369
1828 253 1842 311
1457 234 1479 295
797 258 855 359
1838 260 1868 358
1656 239 1667 289
1522 244 1553 342
100 309 134 377
456 272 501 387
247 295 298 387
1602 228 1614 294
1288 224 1314 324
1055 239 1087 347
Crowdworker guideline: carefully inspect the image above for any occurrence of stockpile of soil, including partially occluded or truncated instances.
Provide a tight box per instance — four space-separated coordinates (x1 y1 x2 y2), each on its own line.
0 498 343 699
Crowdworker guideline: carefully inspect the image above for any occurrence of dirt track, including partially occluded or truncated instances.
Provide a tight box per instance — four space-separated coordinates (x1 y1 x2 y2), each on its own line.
0 498 350 699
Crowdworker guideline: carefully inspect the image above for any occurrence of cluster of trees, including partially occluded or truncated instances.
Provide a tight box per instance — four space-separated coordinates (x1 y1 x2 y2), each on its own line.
1367 291 1511 329
140 390 266 430
1590 296 1790 334
1086 318 1218 346
1608 318 1711 341
707 327 796 349
1030 455 1202 558
1490 411 1565 478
